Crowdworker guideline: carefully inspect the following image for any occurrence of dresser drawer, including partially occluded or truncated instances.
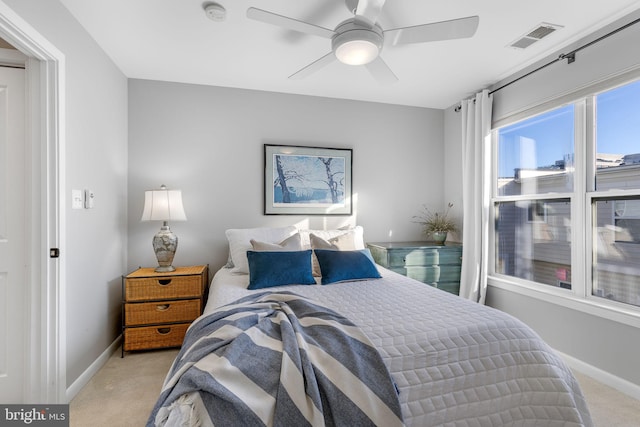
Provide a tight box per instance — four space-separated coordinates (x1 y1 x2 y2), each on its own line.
124 299 201 326
403 250 438 266
405 265 461 284
366 243 462 295
386 250 413 268
406 266 439 283
123 323 190 352
125 275 202 301
368 245 393 268
404 248 461 266
434 282 461 295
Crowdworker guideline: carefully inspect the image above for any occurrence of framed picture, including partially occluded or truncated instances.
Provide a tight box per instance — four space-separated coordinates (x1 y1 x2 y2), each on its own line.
264 144 352 215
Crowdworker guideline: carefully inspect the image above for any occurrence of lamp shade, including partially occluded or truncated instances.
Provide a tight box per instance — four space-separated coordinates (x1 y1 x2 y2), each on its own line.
140 185 187 222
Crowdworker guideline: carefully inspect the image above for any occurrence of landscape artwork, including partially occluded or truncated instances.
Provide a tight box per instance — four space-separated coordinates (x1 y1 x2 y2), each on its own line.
264 144 352 215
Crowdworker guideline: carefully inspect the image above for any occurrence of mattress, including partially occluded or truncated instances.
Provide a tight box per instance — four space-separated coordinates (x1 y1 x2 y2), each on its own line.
204 266 593 426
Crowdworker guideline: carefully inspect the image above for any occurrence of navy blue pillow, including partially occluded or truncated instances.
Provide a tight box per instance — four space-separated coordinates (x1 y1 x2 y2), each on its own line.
314 249 382 285
246 250 316 290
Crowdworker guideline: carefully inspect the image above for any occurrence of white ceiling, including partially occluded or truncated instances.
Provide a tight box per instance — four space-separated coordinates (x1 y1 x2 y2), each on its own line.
58 0 640 109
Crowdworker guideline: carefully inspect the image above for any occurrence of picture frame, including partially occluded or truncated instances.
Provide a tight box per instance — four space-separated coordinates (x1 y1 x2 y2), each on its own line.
264 144 352 215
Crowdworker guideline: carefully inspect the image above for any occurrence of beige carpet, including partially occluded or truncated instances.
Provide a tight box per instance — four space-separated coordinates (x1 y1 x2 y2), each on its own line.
70 347 640 426
70 347 179 426
572 371 640 427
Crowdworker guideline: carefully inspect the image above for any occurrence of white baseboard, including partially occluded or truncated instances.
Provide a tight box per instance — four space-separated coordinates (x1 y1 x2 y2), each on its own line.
555 349 640 401
64 338 639 404
65 335 122 402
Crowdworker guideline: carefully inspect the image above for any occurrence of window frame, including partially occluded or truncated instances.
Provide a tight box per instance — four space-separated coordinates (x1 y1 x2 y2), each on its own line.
487 78 640 328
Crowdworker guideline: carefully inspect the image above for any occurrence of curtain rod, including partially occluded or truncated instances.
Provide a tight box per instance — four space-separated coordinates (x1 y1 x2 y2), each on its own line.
454 14 640 112
0 63 25 69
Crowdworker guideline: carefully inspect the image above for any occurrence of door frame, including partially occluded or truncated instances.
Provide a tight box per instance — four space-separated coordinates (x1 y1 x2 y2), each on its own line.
0 2 65 403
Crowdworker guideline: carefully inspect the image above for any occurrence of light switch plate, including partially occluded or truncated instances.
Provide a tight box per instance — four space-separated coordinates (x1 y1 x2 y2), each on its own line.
84 189 95 209
72 190 83 209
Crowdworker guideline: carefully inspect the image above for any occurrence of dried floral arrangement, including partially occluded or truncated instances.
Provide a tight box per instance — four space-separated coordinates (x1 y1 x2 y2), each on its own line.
412 202 458 235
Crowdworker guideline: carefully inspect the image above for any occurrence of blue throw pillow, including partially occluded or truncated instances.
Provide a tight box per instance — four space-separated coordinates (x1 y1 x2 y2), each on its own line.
314 249 382 285
247 250 316 290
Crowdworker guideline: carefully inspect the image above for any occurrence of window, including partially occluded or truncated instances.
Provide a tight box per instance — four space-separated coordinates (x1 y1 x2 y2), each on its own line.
492 78 640 310
497 105 574 197
595 80 640 191
495 199 571 288
593 197 640 306
494 105 575 291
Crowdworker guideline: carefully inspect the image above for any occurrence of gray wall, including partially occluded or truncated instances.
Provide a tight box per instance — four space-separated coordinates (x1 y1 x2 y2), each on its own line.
128 80 445 272
486 287 640 386
492 9 640 123
442 9 640 387
4 0 129 388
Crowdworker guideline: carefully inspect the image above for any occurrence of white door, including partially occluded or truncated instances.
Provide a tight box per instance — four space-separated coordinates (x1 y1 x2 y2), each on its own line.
0 66 26 403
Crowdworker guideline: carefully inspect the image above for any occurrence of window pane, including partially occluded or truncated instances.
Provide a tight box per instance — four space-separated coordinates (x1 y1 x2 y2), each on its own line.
593 198 640 307
495 199 572 288
595 80 640 191
497 105 574 196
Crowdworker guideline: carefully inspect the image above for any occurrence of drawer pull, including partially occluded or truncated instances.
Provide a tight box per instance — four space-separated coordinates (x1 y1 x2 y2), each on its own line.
158 279 172 286
156 304 170 311
157 327 171 335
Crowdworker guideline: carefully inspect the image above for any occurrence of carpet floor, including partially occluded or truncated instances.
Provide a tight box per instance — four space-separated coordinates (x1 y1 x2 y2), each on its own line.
70 347 640 426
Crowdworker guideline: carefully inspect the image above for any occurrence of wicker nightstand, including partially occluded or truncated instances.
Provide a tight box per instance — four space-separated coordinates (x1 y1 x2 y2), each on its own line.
122 265 208 356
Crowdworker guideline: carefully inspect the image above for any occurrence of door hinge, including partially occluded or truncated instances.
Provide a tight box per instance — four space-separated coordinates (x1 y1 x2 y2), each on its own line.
50 248 60 258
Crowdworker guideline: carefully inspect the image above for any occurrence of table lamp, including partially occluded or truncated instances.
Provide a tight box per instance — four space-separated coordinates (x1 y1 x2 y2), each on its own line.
140 185 187 272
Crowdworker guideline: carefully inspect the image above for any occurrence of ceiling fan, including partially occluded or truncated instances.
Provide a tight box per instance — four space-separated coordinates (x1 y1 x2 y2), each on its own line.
246 0 479 84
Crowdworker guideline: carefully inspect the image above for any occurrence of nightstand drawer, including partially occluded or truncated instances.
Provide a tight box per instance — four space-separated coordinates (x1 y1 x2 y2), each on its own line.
123 323 190 352
125 275 202 301
124 299 201 326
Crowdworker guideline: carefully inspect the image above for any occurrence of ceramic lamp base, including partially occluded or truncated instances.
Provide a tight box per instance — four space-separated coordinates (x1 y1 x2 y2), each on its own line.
152 224 178 272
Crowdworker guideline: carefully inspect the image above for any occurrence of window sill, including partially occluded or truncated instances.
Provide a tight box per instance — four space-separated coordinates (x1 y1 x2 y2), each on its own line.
488 275 640 329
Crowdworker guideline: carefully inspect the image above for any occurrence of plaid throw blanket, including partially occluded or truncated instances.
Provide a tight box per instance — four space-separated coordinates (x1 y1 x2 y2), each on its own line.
148 291 404 427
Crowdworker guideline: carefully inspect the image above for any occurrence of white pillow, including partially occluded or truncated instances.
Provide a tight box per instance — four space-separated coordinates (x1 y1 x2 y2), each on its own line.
225 226 297 274
250 233 302 251
299 225 365 250
307 226 366 276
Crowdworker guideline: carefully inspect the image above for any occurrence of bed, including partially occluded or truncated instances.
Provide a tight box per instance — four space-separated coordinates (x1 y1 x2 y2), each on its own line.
148 226 593 426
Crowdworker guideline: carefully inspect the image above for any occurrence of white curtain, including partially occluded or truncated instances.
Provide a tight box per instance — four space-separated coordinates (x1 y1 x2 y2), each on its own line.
459 90 493 304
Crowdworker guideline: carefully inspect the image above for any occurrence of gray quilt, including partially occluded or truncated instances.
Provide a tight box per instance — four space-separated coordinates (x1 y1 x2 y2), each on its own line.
147 291 404 427
200 267 594 426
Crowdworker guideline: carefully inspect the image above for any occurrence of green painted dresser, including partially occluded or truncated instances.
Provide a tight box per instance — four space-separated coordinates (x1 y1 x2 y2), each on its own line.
367 241 463 295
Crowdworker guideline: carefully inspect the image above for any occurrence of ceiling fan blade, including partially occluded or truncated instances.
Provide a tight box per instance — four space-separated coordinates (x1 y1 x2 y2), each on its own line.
289 52 337 80
365 56 398 85
355 0 387 24
385 15 479 45
247 7 335 39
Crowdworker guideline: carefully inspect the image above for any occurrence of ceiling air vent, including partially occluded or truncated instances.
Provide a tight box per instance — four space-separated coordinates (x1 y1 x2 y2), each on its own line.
509 22 563 49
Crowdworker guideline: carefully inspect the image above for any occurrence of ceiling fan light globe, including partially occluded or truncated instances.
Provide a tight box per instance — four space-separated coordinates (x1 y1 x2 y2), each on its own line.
335 39 379 65
332 25 383 66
